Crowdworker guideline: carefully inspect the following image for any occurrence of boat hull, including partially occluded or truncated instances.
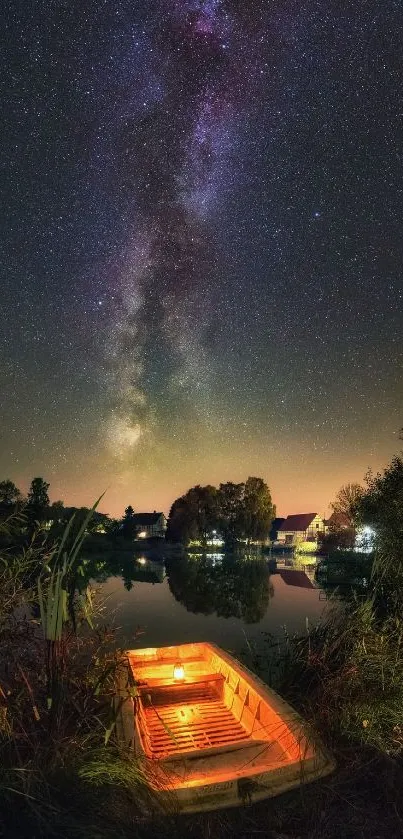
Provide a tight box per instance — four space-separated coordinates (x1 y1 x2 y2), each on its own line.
118 642 335 813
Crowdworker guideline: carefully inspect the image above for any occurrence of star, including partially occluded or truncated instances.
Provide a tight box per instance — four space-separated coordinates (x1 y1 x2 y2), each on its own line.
0 0 401 519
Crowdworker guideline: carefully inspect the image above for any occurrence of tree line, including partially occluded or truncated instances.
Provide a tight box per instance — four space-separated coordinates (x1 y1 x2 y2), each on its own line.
166 477 275 547
0 478 142 544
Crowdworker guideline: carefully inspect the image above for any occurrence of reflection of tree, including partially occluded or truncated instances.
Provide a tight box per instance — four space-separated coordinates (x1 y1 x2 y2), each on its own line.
166 555 273 624
315 553 372 601
122 563 164 589
83 554 164 591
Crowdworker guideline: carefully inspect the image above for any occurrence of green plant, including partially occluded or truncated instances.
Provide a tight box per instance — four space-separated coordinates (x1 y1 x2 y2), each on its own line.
265 599 403 758
37 496 103 717
359 456 403 616
0 499 150 836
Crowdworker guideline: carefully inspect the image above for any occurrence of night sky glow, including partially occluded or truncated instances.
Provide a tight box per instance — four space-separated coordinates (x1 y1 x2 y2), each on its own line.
1 0 403 517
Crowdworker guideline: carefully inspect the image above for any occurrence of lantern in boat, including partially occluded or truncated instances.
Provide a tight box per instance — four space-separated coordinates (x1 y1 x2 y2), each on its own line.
173 662 185 681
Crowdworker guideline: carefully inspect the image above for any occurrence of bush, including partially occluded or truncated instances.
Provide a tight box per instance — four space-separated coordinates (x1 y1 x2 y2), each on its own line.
269 599 403 758
318 527 356 553
315 550 373 594
360 456 403 616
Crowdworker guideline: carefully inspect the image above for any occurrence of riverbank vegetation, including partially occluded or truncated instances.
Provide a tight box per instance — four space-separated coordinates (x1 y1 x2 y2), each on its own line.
268 452 403 835
0 508 162 838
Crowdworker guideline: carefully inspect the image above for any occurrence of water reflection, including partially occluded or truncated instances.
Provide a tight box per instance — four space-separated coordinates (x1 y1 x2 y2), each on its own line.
122 558 165 590
89 552 328 651
315 554 371 601
87 553 165 590
166 554 274 624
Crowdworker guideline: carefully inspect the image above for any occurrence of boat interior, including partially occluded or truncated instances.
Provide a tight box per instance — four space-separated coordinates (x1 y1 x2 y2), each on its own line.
128 643 307 764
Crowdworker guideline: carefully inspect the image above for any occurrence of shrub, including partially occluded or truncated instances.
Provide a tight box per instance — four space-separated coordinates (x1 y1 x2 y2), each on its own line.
272 599 403 758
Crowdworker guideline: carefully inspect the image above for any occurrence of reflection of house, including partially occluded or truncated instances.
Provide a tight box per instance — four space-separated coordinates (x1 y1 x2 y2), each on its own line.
133 512 167 539
277 569 316 589
277 513 326 545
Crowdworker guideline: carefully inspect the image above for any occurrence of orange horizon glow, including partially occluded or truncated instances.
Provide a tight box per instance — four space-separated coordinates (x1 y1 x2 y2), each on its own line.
11 436 399 521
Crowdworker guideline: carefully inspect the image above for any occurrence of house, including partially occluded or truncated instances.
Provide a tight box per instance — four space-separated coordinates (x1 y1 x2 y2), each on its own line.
326 511 351 530
133 512 167 539
277 513 326 545
270 517 285 541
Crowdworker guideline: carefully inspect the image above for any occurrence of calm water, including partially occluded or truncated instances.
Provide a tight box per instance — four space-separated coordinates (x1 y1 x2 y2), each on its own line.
94 553 328 656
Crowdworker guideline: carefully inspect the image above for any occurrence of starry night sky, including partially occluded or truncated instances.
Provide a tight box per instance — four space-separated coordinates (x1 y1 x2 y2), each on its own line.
1 0 403 518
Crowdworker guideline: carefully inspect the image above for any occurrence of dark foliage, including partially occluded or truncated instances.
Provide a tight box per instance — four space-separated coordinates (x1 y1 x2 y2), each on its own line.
166 477 275 546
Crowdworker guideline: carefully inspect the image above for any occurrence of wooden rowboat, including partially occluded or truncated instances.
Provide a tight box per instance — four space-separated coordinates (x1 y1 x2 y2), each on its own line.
118 642 334 813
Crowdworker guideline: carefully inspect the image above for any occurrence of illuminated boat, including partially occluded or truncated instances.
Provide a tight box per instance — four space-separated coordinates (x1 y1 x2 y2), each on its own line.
118 642 335 813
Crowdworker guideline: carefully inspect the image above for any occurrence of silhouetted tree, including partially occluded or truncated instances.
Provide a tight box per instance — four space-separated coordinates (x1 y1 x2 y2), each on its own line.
166 496 196 544
331 483 364 527
49 500 64 522
318 527 356 554
166 485 218 544
103 517 121 540
188 485 218 544
121 505 138 540
217 482 245 547
359 456 403 616
26 477 50 524
0 479 22 507
167 478 275 547
243 477 275 543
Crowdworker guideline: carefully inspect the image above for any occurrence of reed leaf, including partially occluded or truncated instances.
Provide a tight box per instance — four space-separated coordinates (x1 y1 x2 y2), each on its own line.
54 511 77 562
37 577 46 639
68 494 105 568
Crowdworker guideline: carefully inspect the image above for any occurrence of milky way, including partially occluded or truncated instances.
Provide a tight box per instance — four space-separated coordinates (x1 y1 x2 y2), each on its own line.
105 0 249 460
1 0 403 515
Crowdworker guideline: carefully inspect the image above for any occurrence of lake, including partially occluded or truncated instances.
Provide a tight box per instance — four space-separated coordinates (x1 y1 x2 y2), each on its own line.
93 552 328 657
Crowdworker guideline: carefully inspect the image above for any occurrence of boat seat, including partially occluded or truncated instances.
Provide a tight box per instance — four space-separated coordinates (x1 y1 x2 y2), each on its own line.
137 673 224 692
139 677 223 708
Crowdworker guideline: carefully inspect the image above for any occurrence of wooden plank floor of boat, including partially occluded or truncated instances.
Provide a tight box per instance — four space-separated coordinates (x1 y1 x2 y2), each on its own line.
141 682 250 760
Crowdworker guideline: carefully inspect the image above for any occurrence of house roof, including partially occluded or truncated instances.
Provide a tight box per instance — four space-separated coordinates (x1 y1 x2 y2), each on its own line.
278 514 317 532
326 511 351 528
271 517 285 529
132 513 165 525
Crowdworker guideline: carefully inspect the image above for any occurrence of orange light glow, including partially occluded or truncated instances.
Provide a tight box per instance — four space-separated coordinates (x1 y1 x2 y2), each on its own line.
125 641 335 808
173 662 185 681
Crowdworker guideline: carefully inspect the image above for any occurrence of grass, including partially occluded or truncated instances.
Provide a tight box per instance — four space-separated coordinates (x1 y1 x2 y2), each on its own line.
276 600 403 756
236 577 403 838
